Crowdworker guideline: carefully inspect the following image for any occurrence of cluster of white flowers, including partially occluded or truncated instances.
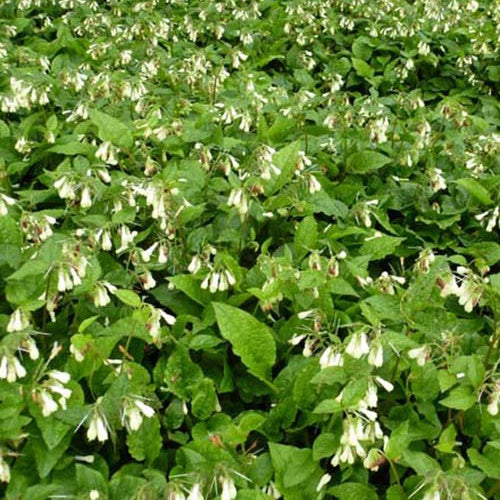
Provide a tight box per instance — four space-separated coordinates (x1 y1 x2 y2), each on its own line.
475 206 499 233
145 304 176 344
408 344 432 366
355 199 379 228
227 188 249 217
0 354 27 383
487 381 500 417
20 213 57 243
0 454 10 483
438 266 488 313
0 77 51 113
331 379 393 467
0 193 16 216
6 308 30 333
345 328 386 368
35 370 73 417
92 281 117 307
86 398 109 443
428 168 447 192
200 269 236 293
121 397 155 431
56 246 89 293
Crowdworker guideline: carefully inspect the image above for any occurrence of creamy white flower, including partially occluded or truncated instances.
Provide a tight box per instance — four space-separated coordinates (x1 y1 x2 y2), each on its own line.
320 346 343 369
220 477 237 500
140 242 159 262
308 175 321 194
316 473 331 492
87 408 109 442
40 390 59 416
0 355 26 383
100 229 113 250
140 271 156 290
422 488 440 500
345 332 370 359
7 308 29 332
209 272 220 293
368 342 384 367
0 456 10 483
48 370 71 384
187 483 203 500
408 345 430 366
375 376 394 392
80 186 92 208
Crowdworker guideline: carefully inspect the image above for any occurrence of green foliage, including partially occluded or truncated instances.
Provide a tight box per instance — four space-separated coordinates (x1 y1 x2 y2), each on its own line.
0 0 498 498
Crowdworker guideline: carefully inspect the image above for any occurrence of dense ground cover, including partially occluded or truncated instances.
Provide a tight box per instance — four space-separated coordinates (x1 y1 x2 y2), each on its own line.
0 0 499 498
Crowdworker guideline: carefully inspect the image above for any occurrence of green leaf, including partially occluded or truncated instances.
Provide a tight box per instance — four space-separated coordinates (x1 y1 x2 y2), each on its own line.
48 141 95 155
346 150 391 173
352 58 375 78
439 386 476 411
401 450 440 476
89 109 133 149
294 216 318 259
168 275 211 305
269 443 320 489
213 302 276 381
268 141 302 195
31 429 72 478
0 216 22 246
313 433 338 460
329 482 378 500
468 448 500 479
359 234 404 261
126 417 162 463
76 464 108 497
163 346 203 399
455 178 493 205
385 421 412 460
114 289 142 308
191 378 217 420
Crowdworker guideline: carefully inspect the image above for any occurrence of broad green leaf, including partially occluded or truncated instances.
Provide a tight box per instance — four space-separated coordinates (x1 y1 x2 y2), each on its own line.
401 450 440 476
455 178 493 205
163 346 203 399
439 386 476 411
191 378 217 420
468 448 500 479
269 443 321 489
76 464 108 497
347 150 391 173
329 482 378 500
213 302 276 380
114 289 142 308
0 216 22 245
31 429 72 478
48 142 95 155
313 433 338 460
359 234 404 260
126 417 162 463
352 58 375 78
168 275 212 305
89 109 133 149
268 141 302 195
385 421 412 460
294 216 317 259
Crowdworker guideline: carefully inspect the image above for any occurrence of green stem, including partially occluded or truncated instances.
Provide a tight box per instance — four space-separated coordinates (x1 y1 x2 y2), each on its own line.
487 480 500 498
484 304 499 368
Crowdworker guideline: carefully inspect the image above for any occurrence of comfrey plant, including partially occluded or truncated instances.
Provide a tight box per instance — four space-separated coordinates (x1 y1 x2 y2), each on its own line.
0 0 498 498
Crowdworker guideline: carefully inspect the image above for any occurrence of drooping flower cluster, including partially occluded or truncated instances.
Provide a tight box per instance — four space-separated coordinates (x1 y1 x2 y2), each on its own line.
34 370 73 417
331 378 393 468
